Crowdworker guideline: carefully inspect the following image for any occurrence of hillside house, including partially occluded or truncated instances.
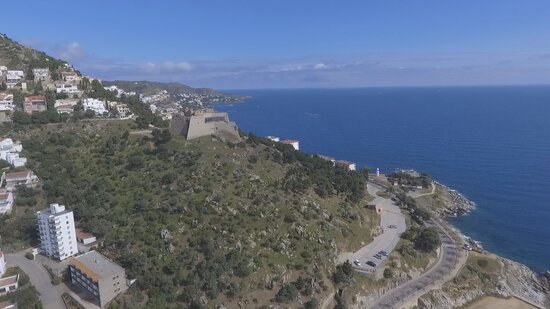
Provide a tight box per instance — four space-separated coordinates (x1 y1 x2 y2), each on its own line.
0 94 14 111
6 70 24 89
56 84 82 96
82 98 107 115
24 96 47 114
0 274 18 296
61 71 80 83
32 68 50 81
0 138 26 167
0 192 14 214
2 170 39 191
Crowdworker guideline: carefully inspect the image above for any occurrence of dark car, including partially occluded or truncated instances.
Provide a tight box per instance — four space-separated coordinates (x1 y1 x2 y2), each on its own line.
366 261 376 267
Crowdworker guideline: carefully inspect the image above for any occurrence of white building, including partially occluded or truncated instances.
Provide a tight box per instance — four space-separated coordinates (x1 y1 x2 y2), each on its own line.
0 250 6 277
6 71 24 89
56 84 82 96
0 192 14 215
281 139 300 151
2 170 39 191
32 68 50 81
0 94 14 111
0 138 26 167
82 98 107 115
61 72 80 83
266 136 280 142
36 203 78 261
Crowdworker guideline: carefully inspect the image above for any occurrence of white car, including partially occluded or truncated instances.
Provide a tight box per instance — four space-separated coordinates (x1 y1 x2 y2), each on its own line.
353 259 361 266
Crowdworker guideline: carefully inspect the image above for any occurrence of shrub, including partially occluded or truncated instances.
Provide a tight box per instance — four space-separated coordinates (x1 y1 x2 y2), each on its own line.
383 268 394 278
477 259 489 268
275 283 298 303
414 228 441 252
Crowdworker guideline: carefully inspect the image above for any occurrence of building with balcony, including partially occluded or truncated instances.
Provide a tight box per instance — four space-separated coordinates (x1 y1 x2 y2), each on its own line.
36 203 78 261
0 94 14 111
68 250 127 308
32 68 50 81
5 71 24 89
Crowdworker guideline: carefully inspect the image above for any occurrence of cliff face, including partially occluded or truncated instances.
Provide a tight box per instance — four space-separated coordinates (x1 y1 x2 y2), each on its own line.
417 256 550 309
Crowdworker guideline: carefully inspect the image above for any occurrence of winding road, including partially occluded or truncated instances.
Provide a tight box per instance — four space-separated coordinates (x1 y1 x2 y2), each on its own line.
369 219 466 308
5 252 65 309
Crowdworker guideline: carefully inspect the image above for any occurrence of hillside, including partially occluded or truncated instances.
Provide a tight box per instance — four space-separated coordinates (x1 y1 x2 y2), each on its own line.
0 33 67 71
0 121 377 308
103 80 247 106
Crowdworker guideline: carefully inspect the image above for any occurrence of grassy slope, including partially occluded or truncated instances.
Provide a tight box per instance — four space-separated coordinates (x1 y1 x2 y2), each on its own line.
3 121 376 308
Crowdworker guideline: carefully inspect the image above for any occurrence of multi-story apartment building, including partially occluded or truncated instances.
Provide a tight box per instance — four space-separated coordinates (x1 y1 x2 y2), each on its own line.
36 203 78 261
68 250 127 308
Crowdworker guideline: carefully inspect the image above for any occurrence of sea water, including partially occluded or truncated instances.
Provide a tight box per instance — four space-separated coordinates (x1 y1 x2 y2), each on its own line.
217 86 550 272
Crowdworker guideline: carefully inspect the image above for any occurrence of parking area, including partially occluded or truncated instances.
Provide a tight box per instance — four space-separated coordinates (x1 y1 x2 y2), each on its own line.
339 183 407 272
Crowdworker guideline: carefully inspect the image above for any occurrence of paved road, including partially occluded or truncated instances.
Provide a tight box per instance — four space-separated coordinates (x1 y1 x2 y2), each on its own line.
5 252 65 309
339 183 406 272
369 220 462 308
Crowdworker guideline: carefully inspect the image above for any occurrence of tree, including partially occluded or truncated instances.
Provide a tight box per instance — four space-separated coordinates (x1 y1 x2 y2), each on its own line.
275 283 298 303
26 68 34 81
84 109 95 118
414 228 441 252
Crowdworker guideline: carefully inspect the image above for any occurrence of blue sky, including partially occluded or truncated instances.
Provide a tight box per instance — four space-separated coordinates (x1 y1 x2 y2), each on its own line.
2 1 550 89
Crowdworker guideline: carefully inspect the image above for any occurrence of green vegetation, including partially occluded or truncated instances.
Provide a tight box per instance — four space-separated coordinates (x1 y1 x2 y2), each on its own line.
401 226 441 253
25 252 34 260
387 172 431 189
0 121 374 308
62 293 85 309
0 33 66 72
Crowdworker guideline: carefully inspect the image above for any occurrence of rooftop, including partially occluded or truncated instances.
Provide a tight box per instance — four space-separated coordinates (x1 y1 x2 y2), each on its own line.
5 170 32 179
0 275 18 287
281 139 299 144
75 228 95 240
69 251 124 282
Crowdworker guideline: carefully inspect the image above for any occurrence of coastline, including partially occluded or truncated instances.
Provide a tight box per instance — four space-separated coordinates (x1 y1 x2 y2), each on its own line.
409 177 550 308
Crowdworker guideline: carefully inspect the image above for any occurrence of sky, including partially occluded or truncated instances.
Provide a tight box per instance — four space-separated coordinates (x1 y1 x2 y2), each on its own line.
2 1 550 89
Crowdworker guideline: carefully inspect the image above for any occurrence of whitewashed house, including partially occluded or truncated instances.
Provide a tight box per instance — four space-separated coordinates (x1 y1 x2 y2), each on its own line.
0 94 14 111
6 71 24 89
2 170 39 191
0 192 14 214
82 98 107 115
0 138 27 167
32 68 50 81
61 72 80 83
56 84 82 96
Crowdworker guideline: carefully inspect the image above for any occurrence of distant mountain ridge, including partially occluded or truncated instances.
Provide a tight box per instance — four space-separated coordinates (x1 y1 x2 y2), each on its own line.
0 33 245 106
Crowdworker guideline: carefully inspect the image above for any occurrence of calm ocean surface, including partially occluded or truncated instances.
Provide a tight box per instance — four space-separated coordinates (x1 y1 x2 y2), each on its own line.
216 86 550 272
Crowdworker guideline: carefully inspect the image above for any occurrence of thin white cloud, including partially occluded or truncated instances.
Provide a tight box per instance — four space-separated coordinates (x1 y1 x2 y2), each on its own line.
313 63 327 69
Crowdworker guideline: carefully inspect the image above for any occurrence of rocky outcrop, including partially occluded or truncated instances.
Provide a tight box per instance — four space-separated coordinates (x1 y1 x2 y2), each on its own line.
417 257 550 309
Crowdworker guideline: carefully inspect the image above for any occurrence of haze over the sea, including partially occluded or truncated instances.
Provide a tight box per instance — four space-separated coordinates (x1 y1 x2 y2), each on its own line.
218 86 550 272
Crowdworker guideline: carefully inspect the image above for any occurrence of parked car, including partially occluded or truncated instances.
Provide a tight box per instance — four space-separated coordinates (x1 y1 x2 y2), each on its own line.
366 261 376 267
353 259 361 266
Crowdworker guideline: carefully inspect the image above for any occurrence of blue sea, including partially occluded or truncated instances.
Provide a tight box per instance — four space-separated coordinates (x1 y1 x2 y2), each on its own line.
216 86 550 272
